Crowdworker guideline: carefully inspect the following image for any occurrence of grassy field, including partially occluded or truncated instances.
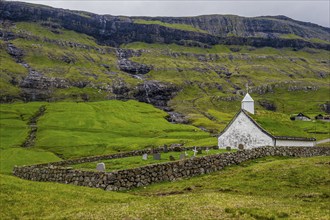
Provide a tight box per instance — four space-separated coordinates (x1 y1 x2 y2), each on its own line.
0 100 215 161
1 156 329 219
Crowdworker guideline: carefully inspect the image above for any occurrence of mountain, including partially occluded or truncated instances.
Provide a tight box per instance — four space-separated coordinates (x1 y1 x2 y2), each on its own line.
1 2 329 48
0 1 329 133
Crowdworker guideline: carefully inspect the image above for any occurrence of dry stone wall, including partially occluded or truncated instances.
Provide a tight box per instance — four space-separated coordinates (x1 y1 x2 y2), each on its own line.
13 147 330 191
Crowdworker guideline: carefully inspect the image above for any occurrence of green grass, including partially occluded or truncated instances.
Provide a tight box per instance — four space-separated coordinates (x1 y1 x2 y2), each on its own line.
0 148 61 174
0 102 44 150
134 19 208 33
0 102 62 174
13 22 98 46
71 149 233 172
1 156 329 219
0 101 215 160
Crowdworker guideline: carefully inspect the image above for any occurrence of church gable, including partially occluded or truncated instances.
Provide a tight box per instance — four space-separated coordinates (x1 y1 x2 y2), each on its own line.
218 111 274 149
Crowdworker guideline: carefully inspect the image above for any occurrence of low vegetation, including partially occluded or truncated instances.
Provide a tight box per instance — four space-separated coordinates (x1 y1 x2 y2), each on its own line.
134 19 208 33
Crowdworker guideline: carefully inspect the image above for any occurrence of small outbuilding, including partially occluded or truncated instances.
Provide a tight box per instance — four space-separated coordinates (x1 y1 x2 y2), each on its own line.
218 93 316 149
291 113 311 121
315 114 324 120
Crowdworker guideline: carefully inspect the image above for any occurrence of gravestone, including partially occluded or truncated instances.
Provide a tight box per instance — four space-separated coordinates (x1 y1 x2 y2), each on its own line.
142 153 148 160
164 145 168 153
226 146 231 151
192 147 198 157
185 151 189 157
205 148 210 154
96 162 105 172
169 155 175 161
153 153 161 160
150 147 155 154
180 153 186 160
197 149 203 155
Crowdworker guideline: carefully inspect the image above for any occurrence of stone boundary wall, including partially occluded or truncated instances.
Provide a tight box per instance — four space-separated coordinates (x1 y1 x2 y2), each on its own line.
28 146 218 167
13 147 330 191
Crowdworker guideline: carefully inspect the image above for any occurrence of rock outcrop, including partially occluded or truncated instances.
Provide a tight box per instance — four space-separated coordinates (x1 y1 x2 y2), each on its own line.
118 59 152 75
134 81 179 107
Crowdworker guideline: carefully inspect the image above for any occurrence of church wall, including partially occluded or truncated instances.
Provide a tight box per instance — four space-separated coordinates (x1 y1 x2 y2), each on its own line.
218 112 274 149
275 139 315 147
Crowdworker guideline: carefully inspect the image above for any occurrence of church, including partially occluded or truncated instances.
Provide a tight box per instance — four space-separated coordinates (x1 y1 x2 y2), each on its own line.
218 93 316 149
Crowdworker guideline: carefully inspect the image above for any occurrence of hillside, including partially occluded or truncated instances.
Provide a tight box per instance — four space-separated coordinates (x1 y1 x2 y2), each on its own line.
0 1 329 135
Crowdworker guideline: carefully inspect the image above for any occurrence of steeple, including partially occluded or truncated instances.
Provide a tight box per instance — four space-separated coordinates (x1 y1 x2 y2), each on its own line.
242 92 254 114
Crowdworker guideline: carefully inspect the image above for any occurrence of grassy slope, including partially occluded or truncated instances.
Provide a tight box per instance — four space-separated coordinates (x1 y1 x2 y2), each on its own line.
0 102 61 174
252 110 330 140
0 22 140 101
133 19 208 33
1 156 329 219
0 101 214 162
123 42 329 134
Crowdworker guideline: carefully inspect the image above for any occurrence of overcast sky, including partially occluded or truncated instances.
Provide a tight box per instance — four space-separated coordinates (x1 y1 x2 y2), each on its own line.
13 0 330 27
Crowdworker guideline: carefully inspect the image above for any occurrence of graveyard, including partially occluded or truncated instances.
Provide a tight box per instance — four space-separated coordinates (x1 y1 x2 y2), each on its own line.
71 148 230 172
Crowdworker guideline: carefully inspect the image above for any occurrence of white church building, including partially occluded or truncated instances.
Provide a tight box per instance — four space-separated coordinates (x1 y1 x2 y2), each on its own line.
218 93 316 149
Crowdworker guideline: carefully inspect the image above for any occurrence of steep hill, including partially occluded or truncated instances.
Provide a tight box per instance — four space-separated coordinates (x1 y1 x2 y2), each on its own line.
0 1 329 134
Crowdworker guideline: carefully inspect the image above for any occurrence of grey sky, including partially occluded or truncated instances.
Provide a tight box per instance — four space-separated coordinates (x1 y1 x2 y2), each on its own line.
13 0 330 27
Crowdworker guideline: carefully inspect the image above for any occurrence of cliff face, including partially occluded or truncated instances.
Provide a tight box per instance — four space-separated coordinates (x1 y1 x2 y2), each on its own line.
146 15 330 40
1 1 329 49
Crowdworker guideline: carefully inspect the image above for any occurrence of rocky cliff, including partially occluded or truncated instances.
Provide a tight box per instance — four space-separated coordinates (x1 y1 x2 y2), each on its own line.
1 1 329 49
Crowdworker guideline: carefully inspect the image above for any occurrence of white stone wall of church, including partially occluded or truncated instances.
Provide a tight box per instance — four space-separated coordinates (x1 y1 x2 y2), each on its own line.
242 101 254 114
275 140 315 147
218 112 274 149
